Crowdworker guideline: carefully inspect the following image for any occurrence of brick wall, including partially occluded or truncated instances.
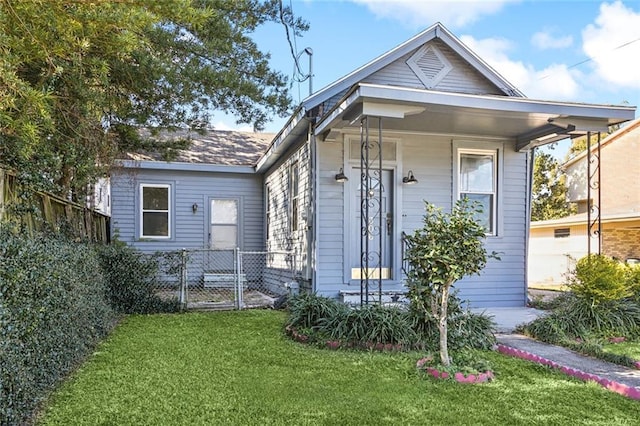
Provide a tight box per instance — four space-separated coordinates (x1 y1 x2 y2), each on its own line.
603 228 640 261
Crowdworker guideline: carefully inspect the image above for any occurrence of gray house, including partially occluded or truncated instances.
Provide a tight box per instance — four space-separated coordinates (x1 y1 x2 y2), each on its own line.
111 23 635 308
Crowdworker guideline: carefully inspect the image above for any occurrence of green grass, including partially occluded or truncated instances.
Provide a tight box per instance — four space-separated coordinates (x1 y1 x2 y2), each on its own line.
602 340 640 361
39 311 640 425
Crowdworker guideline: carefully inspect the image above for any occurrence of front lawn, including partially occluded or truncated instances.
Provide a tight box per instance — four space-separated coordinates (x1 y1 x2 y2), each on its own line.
603 340 640 361
39 311 640 425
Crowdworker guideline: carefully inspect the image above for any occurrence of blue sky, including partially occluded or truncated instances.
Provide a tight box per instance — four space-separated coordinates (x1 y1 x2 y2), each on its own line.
213 0 640 143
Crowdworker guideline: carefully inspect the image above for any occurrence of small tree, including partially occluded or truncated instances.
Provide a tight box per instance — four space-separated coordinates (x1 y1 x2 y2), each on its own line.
405 199 498 366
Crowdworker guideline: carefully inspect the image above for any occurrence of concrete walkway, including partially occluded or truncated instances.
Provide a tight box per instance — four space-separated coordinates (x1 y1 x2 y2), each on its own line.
478 306 640 399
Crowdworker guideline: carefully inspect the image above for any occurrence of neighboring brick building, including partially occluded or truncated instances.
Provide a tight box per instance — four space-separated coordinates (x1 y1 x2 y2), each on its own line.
529 118 640 285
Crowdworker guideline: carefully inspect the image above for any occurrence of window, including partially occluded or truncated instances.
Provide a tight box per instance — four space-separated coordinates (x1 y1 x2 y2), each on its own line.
140 184 170 238
554 228 570 238
459 150 497 234
265 184 271 240
290 162 299 232
210 199 238 250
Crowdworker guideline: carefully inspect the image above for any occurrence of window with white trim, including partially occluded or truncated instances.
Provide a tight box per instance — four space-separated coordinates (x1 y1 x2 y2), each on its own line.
458 150 497 234
140 184 171 238
265 184 271 241
210 199 238 250
290 161 299 233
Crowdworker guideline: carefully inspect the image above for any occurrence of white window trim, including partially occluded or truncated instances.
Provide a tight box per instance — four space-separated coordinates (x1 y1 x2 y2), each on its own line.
289 161 300 234
209 198 240 250
139 183 172 239
454 144 502 237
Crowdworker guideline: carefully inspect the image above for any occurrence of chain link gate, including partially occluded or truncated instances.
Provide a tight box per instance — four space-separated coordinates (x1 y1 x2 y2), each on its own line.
151 249 297 310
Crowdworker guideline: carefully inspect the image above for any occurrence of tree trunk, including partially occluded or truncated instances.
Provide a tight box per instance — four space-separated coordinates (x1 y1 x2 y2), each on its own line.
438 285 450 366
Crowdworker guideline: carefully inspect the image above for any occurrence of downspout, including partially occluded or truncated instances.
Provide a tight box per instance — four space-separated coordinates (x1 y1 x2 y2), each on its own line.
524 147 535 306
309 119 318 293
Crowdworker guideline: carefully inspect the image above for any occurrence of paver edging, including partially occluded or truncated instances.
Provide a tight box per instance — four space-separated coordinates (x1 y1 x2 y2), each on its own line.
497 344 640 401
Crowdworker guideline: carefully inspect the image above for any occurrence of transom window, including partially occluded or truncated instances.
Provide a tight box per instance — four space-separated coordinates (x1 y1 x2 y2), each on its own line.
458 150 497 235
140 184 171 238
210 199 238 250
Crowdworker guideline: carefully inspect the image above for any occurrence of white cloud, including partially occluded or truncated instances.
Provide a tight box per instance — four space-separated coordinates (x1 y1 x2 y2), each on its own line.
582 1 640 88
460 35 580 100
531 30 573 50
350 0 518 29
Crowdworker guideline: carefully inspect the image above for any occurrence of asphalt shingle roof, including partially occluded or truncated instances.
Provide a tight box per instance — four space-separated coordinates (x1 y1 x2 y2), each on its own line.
122 129 275 166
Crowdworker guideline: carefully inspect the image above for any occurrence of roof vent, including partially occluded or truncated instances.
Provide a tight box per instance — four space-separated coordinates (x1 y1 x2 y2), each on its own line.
406 45 452 89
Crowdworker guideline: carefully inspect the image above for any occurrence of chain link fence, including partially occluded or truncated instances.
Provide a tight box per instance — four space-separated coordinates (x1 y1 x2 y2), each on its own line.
150 249 297 310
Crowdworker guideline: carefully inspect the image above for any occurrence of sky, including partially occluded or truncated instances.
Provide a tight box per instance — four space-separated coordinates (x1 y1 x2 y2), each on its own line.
213 0 640 156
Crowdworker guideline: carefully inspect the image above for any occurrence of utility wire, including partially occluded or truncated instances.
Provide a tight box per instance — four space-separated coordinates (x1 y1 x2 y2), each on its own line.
278 0 310 101
538 35 640 81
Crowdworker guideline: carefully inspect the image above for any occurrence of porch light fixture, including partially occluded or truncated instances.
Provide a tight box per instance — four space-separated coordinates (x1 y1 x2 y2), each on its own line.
335 168 348 183
403 170 418 185
192 203 198 214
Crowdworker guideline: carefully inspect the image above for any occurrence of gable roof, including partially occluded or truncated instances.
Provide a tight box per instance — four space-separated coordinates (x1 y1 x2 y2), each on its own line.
562 117 640 169
121 129 274 167
301 22 523 111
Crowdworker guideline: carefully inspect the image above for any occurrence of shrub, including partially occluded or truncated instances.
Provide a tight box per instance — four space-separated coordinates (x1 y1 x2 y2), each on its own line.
285 292 495 351
0 228 117 425
285 293 347 332
96 243 181 314
523 294 640 343
408 292 496 351
321 304 417 345
569 254 630 304
625 263 640 298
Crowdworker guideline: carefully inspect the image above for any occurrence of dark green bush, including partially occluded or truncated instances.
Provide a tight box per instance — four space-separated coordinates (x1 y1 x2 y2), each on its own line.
321 304 417 345
96 243 181 314
285 292 495 351
285 293 347 332
408 293 496 351
523 293 640 343
0 228 117 425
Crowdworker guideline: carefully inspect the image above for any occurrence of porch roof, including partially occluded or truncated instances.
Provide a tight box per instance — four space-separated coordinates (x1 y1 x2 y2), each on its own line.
315 83 636 151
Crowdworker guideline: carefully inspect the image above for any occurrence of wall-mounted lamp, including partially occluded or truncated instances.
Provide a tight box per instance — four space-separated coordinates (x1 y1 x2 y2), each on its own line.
335 168 348 183
402 170 418 185
192 203 198 214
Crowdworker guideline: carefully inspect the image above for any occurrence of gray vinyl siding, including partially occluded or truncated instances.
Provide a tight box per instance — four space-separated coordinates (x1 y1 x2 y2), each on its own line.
366 40 502 95
315 139 347 296
263 140 311 281
314 133 528 307
110 168 264 254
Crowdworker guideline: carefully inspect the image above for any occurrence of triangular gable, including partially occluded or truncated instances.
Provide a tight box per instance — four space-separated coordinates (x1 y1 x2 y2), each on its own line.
302 22 523 113
563 117 640 168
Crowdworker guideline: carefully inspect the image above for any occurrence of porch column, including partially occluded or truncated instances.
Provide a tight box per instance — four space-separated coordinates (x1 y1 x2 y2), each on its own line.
359 116 383 305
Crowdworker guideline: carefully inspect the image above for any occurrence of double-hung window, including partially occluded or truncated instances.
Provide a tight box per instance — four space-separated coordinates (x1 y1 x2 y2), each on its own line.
458 150 497 235
140 184 171 238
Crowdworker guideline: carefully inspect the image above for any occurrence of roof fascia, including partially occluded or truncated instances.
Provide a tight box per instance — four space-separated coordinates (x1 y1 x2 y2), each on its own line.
301 22 525 111
255 108 310 172
300 24 440 110
562 117 640 169
314 83 635 136
435 25 524 97
117 160 256 174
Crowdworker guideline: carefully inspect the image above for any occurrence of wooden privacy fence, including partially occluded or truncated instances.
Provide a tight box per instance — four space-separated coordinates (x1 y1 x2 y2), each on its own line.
0 169 110 242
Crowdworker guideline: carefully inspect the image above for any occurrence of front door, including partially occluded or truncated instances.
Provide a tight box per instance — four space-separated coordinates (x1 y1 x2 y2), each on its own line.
351 168 393 281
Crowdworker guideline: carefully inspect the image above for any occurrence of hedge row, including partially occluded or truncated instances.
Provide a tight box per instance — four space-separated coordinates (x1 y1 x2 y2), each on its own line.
0 229 180 425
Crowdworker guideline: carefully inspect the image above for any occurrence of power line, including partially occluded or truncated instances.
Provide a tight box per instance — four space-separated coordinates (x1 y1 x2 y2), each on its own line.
538 35 640 81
